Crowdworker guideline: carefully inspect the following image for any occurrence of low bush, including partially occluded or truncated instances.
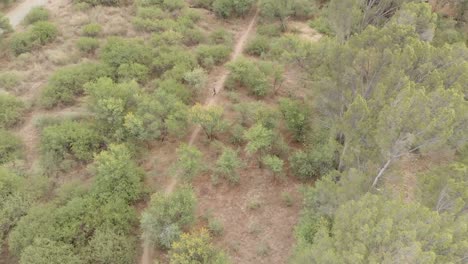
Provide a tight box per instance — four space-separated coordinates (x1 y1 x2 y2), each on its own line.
141 186 196 249
169 229 229 264
0 12 12 34
196 44 231 69
209 28 233 45
31 21 58 45
257 24 282 37
214 147 243 184
40 62 111 108
40 121 102 170
9 31 36 55
73 0 122 6
245 35 271 56
0 130 22 164
213 0 254 18
76 37 99 54
101 37 152 72
0 93 24 128
226 58 271 97
82 22 102 37
117 62 149 83
193 0 214 9
0 72 21 91
23 7 49 25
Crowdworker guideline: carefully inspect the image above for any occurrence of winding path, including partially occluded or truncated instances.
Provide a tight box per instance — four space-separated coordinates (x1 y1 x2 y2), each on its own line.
140 10 260 264
5 0 48 27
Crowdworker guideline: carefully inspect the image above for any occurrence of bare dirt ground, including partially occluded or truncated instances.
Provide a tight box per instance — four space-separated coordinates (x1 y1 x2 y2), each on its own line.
289 21 322 42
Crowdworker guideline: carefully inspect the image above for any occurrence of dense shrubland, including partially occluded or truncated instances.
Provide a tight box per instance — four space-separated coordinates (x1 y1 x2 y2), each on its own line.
1 0 467 263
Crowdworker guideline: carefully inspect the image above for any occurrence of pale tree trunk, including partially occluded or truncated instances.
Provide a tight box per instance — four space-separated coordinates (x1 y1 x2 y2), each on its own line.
371 158 392 188
338 140 348 172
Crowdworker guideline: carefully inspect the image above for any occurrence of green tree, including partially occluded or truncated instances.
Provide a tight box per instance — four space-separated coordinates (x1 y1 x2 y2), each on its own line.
190 104 226 140
392 2 437 41
214 147 243 184
19 239 81 264
91 144 144 203
0 130 22 164
173 144 203 180
141 186 196 249
244 123 275 159
83 228 136 264
292 194 467 263
279 98 309 142
169 229 229 264
262 155 284 180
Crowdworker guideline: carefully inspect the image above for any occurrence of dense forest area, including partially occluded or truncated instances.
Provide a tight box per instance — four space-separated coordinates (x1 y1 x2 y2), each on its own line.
0 0 467 263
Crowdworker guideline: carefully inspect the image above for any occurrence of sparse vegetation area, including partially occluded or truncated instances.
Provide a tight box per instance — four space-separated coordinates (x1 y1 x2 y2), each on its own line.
0 0 467 263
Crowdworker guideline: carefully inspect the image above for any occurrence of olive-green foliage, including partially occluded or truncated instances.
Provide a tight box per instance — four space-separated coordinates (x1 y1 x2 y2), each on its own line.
85 77 140 141
141 186 196 249
182 27 205 46
212 0 255 18
83 228 136 264
73 0 122 6
190 104 226 140
9 197 137 258
0 93 24 128
91 144 144 203
153 46 197 80
117 62 149 83
293 194 467 263
215 147 243 184
19 239 81 264
23 7 49 25
0 12 12 34
30 21 58 45
173 144 203 180
226 57 271 97
193 0 214 9
262 155 284 179
0 168 47 245
433 17 467 46
257 24 282 37
417 162 467 216
151 30 183 46
196 44 231 69
245 35 271 57
100 37 152 73
9 31 36 55
209 28 233 45
40 62 111 108
40 121 102 171
279 98 309 142
81 22 102 37
244 123 275 157
234 101 279 129
0 71 21 91
289 128 335 180
76 37 99 54
169 229 230 264
0 130 22 164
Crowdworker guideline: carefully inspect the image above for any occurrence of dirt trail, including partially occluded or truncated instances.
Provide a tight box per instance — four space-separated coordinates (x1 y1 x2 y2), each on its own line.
5 0 48 27
140 10 259 264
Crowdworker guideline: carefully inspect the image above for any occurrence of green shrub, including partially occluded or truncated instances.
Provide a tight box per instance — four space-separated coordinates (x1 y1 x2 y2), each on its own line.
245 35 271 56
73 0 122 6
76 37 99 53
196 44 231 69
40 62 111 108
19 239 81 264
209 28 233 45
10 31 36 55
0 72 21 91
262 155 284 180
101 37 152 71
23 7 49 25
162 0 184 10
40 121 102 170
213 0 254 18
226 58 271 97
309 16 333 36
169 229 229 264
182 28 205 46
83 228 136 264
208 218 224 236
173 144 203 180
0 130 22 164
82 22 102 37
214 147 243 184
0 12 12 34
151 30 183 46
193 0 214 9
91 144 144 203
289 148 334 180
0 93 24 128
141 186 197 249
117 63 149 83
31 21 58 45
257 24 282 37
